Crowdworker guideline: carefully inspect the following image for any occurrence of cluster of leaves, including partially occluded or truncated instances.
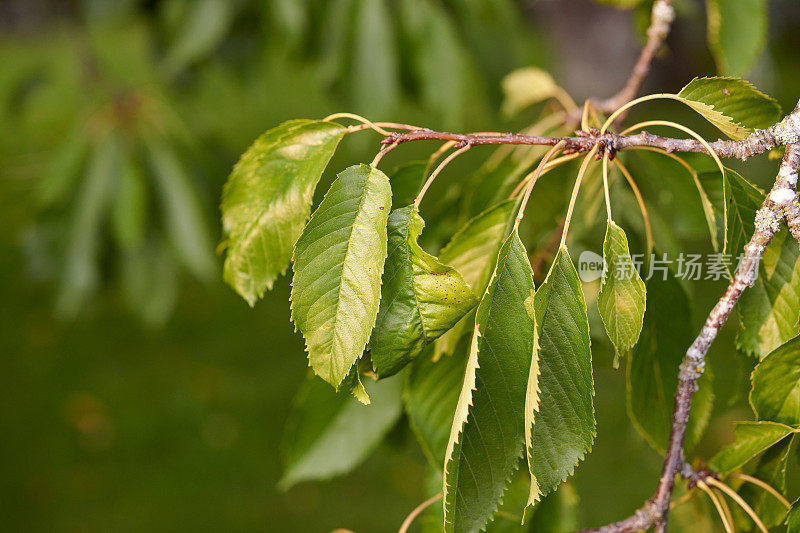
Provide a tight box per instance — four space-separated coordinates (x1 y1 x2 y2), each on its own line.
0 0 545 324
220 72 800 530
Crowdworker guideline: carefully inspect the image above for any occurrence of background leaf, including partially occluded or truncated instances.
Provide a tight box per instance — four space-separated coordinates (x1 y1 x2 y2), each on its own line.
705 0 768 76
145 136 217 283
291 164 391 388
221 119 346 305
279 374 403 489
750 336 800 426
56 133 123 317
501 67 561 117
405 344 469 468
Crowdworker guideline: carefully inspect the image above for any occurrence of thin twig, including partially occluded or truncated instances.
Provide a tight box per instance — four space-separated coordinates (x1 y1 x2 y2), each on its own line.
696 480 734 533
707 477 768 533
577 101 800 533
731 473 791 509
415 144 471 208
398 493 442 533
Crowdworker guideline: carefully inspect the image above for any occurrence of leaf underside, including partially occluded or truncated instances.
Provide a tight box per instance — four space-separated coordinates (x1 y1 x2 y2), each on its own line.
597 221 646 362
709 421 796 475
371 204 478 377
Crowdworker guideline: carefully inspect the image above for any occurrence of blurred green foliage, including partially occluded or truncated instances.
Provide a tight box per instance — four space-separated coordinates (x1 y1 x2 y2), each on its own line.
2 0 800 531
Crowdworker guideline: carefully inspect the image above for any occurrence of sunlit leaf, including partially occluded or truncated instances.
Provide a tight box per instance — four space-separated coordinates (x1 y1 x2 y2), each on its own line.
709 421 796 475
750 336 800 426
371 205 478 377
221 119 346 305
279 374 403 489
527 247 595 503
501 67 561 117
677 77 782 140
290 164 391 389
443 231 536 532
597 221 646 363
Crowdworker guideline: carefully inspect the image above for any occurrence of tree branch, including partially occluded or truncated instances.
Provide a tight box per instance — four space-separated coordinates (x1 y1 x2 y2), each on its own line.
577 101 800 533
595 0 675 114
383 122 784 161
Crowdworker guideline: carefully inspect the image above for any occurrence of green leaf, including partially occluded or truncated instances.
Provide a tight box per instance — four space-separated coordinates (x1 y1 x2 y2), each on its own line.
389 161 427 207
145 136 217 282
627 270 714 453
399 0 473 128
434 201 515 358
597 221 646 363
739 434 795 528
405 343 469 468
290 164 392 389
677 77 782 140
524 483 579 532
372 205 478 377
722 167 764 261
443 231 536 533
163 0 236 75
750 336 800 426
709 421 796 475
111 156 147 250
352 0 399 115
527 247 595 503
737 228 800 359
37 128 90 209
788 497 800 532
279 374 403 489
120 237 179 327
56 133 122 317
706 0 768 77
501 67 561 117
222 119 346 305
